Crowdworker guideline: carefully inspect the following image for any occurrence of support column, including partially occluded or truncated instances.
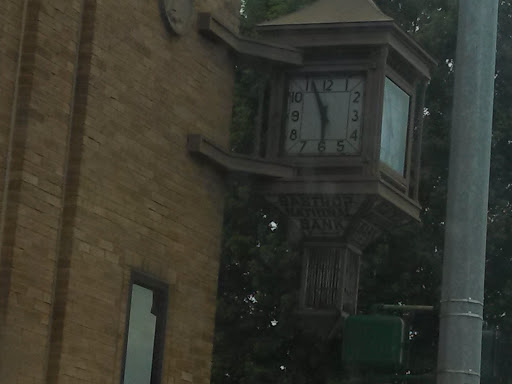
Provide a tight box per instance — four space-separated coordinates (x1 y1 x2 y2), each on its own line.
437 1 499 383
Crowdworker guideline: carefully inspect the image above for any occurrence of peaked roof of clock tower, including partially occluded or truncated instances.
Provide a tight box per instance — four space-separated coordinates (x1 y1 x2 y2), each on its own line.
258 0 393 27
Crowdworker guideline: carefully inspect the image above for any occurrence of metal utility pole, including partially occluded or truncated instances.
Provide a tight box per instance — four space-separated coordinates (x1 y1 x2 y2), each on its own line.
437 1 499 384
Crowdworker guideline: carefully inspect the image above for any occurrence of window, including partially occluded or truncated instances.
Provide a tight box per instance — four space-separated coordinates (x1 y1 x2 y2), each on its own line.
121 272 168 384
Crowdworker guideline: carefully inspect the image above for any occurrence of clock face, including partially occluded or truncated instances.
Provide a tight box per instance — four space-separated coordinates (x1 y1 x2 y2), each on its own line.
283 74 365 155
380 77 411 175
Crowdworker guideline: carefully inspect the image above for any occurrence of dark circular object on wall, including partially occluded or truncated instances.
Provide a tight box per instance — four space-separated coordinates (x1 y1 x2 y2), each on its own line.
159 0 194 35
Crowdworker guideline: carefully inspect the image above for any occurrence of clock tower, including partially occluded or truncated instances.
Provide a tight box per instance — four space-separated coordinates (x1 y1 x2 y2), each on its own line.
191 0 435 329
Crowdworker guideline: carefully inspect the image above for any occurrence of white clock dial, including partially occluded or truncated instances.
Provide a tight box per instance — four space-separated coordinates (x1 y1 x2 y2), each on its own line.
283 74 365 155
380 77 411 175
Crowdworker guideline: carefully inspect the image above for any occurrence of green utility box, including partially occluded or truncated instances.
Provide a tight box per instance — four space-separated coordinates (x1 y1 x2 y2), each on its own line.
342 315 405 369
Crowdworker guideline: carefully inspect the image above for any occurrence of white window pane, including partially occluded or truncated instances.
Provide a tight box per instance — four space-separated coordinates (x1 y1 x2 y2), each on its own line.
380 77 410 175
123 284 157 384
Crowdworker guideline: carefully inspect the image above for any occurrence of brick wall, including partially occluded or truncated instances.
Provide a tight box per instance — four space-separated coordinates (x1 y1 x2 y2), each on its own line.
0 0 239 383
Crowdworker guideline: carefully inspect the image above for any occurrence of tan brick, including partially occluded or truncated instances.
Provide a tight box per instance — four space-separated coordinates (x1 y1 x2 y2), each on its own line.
0 0 239 383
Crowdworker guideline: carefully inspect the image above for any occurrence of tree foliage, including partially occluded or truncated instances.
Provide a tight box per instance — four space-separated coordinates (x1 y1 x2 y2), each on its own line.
212 0 512 382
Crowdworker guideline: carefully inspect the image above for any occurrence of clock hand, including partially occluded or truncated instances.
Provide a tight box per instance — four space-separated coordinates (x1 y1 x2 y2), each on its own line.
321 107 329 140
312 81 329 140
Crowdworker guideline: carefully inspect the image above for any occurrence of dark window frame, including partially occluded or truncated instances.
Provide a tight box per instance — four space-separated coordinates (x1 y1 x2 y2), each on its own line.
120 271 169 384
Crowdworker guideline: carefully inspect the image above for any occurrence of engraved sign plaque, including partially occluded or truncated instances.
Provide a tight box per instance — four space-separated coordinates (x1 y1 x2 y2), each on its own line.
267 192 410 249
270 194 365 238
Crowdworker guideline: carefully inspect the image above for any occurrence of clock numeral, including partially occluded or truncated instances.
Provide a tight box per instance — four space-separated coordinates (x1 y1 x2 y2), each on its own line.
289 91 303 103
352 91 361 103
300 141 307 152
291 110 300 122
323 79 333 91
289 129 298 140
317 141 326 152
337 140 345 152
351 110 359 122
350 129 358 141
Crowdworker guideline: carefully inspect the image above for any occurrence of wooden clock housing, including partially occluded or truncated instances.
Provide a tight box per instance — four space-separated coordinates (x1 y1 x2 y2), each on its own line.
255 0 436 225
189 0 436 321
190 0 436 249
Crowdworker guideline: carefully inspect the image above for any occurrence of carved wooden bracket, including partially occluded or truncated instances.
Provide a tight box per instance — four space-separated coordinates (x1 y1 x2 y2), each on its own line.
197 13 304 65
187 134 295 178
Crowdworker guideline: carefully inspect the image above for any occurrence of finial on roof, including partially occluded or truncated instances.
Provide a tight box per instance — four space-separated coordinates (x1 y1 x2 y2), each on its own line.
259 0 393 27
